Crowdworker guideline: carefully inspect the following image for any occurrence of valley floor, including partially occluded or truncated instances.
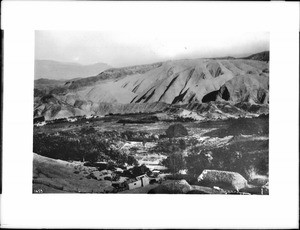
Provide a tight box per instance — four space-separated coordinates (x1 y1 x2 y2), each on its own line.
33 113 269 194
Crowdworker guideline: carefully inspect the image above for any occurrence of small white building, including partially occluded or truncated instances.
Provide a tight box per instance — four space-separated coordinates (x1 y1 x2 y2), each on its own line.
127 174 150 190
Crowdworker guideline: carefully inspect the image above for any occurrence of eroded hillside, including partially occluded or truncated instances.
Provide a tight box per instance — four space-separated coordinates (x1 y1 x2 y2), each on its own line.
34 52 269 120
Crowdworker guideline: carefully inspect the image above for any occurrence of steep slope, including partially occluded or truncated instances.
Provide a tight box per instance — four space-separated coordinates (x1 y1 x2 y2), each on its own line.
242 51 269 62
65 62 163 90
202 73 269 104
124 58 268 104
33 153 114 193
35 60 111 80
34 52 269 120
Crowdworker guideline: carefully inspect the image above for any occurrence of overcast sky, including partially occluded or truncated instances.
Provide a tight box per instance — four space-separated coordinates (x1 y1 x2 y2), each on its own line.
35 31 269 67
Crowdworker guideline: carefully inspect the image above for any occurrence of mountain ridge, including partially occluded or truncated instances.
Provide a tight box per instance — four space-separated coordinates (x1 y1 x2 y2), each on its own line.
35 60 112 80
34 51 269 120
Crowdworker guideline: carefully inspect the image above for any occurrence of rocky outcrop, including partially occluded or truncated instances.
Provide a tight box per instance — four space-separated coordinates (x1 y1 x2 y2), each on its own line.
221 75 269 104
201 68 269 104
33 153 115 193
197 169 248 191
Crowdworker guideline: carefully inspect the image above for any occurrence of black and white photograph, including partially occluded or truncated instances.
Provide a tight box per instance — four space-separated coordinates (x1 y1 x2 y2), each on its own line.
1 1 299 229
33 31 270 195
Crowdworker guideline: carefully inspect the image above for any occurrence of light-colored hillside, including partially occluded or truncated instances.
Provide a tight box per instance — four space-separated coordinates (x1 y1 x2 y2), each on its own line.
33 153 114 193
34 53 269 120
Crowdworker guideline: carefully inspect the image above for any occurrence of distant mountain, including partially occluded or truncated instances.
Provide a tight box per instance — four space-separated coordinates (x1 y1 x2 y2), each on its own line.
35 60 112 80
242 51 269 62
211 56 236 60
34 51 269 120
35 78 65 86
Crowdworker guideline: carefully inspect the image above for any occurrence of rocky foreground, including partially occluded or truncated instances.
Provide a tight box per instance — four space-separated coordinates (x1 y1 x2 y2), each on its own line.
33 115 269 194
33 153 269 195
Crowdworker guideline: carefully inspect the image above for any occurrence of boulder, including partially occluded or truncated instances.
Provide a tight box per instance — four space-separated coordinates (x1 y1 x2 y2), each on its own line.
148 179 192 194
165 124 188 138
197 169 248 191
103 186 116 193
249 176 269 186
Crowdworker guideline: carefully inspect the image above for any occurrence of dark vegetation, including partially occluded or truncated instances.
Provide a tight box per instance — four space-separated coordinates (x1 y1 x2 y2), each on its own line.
160 138 268 183
117 116 159 124
33 111 269 194
33 128 141 166
150 137 198 154
165 123 188 138
157 116 269 182
198 115 268 137
34 116 45 124
122 164 151 178
162 153 185 174
185 143 268 180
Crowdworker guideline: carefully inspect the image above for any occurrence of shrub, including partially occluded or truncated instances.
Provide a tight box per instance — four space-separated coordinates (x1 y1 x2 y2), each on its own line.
165 124 188 138
164 173 198 185
185 152 213 177
80 126 96 135
162 153 185 174
33 131 139 166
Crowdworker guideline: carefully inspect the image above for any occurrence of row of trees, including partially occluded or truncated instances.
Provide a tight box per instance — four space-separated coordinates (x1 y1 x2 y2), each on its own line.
161 143 269 180
33 130 138 166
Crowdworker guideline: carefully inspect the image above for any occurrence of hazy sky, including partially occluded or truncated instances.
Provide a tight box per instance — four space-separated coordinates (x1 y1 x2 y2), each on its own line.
35 31 269 67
